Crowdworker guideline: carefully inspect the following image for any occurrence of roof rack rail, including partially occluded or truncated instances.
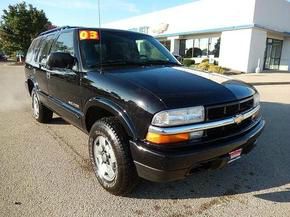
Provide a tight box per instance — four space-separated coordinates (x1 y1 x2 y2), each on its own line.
39 26 75 36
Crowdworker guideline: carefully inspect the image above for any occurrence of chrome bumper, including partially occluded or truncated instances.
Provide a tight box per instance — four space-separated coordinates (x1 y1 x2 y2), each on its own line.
149 105 261 135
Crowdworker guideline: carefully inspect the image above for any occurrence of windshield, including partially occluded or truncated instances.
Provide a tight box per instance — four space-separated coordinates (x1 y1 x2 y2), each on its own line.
79 30 180 69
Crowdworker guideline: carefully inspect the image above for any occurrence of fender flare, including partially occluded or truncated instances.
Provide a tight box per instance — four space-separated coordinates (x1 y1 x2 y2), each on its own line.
26 75 39 94
84 97 137 139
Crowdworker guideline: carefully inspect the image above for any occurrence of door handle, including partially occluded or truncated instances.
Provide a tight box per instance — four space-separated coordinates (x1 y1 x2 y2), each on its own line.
46 71 51 79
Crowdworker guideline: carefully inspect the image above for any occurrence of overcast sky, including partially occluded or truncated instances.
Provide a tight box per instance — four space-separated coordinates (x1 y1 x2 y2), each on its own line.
0 0 195 27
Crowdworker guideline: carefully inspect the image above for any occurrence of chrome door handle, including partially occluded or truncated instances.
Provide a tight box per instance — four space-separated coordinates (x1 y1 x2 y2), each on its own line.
46 71 51 79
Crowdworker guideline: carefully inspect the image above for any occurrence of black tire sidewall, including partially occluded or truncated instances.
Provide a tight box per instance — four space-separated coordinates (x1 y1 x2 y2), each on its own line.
31 88 41 121
89 126 119 189
89 118 136 194
31 88 52 123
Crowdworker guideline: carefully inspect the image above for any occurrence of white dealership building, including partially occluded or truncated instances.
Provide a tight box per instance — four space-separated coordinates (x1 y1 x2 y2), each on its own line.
105 0 290 73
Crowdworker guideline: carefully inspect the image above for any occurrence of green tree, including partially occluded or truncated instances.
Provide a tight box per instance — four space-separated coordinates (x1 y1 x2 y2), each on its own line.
0 39 3 52
0 2 51 55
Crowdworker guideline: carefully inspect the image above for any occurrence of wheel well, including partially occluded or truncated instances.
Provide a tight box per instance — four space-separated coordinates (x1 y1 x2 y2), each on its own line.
85 106 115 132
27 79 34 96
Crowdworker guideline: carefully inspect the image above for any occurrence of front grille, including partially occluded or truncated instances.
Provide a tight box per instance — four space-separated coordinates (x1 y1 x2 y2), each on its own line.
206 97 254 121
205 97 256 139
206 117 253 139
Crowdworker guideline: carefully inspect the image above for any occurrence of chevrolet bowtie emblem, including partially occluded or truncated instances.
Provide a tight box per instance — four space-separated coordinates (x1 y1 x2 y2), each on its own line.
234 114 245 124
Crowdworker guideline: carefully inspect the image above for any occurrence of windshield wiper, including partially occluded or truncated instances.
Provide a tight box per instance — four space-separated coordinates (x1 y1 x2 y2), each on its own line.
102 60 143 66
87 60 143 68
87 59 181 69
141 60 181 66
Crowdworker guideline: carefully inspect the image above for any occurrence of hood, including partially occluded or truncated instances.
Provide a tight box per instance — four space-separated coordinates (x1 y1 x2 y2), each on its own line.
108 66 256 109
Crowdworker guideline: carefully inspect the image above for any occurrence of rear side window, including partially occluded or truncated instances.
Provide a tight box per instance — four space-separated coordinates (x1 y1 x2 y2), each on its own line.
51 31 74 56
26 38 41 64
26 40 36 63
37 34 55 64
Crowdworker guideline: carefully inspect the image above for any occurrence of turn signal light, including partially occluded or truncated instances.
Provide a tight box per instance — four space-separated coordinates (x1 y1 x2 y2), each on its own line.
146 132 190 144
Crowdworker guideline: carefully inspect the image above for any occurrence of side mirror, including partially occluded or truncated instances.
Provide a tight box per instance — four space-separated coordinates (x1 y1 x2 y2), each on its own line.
47 52 75 70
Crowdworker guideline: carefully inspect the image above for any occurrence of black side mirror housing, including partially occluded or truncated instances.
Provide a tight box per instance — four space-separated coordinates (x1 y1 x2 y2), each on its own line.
47 52 75 70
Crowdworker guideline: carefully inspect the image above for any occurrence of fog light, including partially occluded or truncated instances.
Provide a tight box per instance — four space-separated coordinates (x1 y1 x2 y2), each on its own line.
190 131 204 139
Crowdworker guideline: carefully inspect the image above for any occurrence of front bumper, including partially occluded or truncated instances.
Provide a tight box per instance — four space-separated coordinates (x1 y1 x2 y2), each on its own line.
130 119 265 182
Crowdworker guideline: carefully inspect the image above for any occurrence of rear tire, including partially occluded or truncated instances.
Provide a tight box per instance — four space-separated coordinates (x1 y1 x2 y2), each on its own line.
31 88 53 123
89 117 139 196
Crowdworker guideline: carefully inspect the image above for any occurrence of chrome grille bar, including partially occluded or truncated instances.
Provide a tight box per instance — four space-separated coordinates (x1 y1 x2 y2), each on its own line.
149 105 260 135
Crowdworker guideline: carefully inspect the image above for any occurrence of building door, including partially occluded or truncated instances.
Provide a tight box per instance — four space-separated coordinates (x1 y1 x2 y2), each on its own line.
264 38 283 70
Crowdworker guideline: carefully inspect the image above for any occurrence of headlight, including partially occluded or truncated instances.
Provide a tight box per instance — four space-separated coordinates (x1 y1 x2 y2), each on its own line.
152 106 205 127
253 93 260 107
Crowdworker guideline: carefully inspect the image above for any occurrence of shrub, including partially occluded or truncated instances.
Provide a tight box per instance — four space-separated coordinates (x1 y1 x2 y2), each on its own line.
201 58 209 63
182 58 195 67
195 62 225 74
197 62 210 71
207 65 225 74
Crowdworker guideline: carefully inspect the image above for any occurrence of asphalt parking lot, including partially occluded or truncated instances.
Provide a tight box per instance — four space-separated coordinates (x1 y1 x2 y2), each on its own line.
1 64 290 217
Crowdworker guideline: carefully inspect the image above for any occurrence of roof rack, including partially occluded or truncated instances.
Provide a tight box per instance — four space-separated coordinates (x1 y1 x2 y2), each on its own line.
39 26 76 36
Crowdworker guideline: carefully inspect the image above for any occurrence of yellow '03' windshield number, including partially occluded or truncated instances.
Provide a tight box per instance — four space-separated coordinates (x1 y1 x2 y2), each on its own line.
79 30 99 40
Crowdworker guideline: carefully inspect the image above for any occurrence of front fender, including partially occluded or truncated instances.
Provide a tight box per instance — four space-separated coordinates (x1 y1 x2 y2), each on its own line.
84 97 137 139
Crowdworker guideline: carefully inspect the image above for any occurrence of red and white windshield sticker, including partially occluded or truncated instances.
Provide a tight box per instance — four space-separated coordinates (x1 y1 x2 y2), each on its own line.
79 30 99 40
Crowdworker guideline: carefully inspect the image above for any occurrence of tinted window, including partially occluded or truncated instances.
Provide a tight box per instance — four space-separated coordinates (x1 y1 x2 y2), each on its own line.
26 40 36 63
51 31 74 56
26 38 41 64
37 34 55 64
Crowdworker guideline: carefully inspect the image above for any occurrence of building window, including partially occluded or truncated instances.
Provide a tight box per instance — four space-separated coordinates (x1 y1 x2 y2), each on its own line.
185 39 194 57
183 37 220 58
184 39 201 58
199 38 209 56
209 37 220 58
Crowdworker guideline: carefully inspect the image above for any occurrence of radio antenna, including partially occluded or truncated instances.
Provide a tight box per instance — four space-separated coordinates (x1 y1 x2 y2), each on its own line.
98 0 103 73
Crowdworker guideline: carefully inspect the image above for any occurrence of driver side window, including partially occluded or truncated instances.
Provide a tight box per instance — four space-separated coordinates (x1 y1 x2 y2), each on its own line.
51 31 74 56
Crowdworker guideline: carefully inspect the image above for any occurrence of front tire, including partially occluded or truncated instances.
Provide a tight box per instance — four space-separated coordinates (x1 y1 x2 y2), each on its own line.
89 117 139 196
31 88 53 123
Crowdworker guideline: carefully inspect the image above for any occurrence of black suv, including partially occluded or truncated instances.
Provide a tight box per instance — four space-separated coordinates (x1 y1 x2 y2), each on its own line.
25 26 265 195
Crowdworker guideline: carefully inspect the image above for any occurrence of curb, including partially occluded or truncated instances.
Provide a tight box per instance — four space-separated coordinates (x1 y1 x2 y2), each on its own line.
247 82 290 86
